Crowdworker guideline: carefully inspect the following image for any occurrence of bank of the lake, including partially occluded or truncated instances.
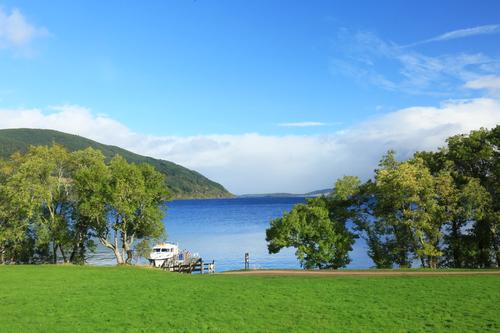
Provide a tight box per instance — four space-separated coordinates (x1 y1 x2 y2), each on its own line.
89 197 371 271
0 265 499 332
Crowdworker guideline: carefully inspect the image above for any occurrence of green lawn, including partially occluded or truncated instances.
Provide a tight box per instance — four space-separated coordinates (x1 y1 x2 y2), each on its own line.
0 266 498 332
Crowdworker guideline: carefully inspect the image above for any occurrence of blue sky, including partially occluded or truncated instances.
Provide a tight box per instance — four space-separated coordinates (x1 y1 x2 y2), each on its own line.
1 1 500 193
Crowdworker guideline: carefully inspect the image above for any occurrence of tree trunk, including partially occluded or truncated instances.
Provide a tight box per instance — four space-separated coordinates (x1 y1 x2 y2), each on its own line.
123 234 135 264
420 257 425 268
52 242 58 264
99 234 124 265
78 238 86 265
451 220 462 268
393 225 410 268
70 230 87 264
126 250 133 264
0 246 5 264
59 245 68 263
113 247 125 264
69 243 78 264
492 232 500 268
69 229 81 264
429 257 437 269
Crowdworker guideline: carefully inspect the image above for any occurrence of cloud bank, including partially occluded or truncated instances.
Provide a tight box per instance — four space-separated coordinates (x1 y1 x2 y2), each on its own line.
2 82 499 194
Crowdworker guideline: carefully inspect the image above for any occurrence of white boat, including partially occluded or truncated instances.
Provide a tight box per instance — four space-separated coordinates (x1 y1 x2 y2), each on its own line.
148 242 215 273
148 242 182 268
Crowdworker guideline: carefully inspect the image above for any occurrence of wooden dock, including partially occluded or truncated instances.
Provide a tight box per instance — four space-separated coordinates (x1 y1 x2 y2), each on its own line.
160 258 215 274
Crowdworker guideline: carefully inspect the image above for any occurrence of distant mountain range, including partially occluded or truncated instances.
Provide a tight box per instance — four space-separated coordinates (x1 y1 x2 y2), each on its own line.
238 188 331 198
0 128 233 199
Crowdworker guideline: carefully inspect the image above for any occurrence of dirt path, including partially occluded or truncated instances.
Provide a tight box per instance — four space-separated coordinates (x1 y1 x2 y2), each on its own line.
221 269 500 276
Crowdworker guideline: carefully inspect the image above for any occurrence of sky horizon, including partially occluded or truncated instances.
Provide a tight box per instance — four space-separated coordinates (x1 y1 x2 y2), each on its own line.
1 1 500 194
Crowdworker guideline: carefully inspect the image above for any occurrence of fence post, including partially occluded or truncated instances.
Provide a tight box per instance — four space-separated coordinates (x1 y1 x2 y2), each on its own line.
244 252 249 270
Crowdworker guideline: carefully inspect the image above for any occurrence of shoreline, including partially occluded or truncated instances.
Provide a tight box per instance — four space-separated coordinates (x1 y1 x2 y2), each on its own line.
221 269 500 276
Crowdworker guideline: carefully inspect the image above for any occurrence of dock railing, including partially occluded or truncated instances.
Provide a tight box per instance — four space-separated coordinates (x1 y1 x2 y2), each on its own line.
160 258 215 274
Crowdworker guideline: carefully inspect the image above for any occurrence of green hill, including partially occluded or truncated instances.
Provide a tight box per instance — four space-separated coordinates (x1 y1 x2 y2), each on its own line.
0 128 233 199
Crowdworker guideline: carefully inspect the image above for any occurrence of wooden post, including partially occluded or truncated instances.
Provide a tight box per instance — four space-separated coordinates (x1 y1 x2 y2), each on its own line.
200 259 204 274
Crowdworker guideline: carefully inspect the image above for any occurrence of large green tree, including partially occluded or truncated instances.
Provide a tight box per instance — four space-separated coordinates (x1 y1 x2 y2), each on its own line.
97 156 169 264
266 177 357 269
374 155 442 268
445 127 499 267
351 180 394 269
0 145 170 265
0 157 32 263
70 148 110 264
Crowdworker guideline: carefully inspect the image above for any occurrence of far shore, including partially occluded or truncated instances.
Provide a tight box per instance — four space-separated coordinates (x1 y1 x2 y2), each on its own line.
221 268 500 276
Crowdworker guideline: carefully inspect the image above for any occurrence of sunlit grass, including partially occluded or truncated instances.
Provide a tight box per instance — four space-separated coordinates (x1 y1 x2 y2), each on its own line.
0 265 498 332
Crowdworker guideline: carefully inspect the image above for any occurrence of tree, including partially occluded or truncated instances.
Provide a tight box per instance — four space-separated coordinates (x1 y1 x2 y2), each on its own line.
1 148 59 263
352 181 394 268
96 156 169 264
18 145 74 263
371 151 415 267
0 157 29 263
266 177 357 269
0 145 170 265
70 148 110 264
445 127 499 267
374 154 443 268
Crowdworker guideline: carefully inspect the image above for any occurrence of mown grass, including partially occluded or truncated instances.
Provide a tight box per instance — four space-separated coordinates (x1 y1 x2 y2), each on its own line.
0 265 498 332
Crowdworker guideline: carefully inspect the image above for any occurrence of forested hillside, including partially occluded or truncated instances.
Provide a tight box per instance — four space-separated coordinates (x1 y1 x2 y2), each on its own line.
0 128 232 199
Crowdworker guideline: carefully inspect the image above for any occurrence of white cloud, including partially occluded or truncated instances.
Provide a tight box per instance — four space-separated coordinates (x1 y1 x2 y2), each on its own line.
414 24 500 45
278 121 326 127
465 76 500 95
0 7 48 52
1 95 499 194
331 29 500 95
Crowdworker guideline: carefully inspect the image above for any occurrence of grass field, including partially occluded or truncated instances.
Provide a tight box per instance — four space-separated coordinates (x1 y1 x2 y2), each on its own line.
0 266 499 332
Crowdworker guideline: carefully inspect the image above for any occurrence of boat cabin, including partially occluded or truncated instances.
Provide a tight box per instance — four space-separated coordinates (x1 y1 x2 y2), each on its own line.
149 243 179 267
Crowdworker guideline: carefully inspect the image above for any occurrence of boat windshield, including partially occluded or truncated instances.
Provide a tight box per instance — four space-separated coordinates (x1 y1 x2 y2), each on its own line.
153 247 176 253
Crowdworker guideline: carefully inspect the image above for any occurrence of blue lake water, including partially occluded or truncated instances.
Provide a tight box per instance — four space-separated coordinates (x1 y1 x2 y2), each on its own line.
90 197 372 271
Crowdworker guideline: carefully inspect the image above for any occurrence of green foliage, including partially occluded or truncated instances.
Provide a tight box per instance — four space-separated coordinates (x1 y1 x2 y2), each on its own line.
71 148 111 264
356 126 499 269
267 177 357 269
100 156 169 264
0 128 232 199
0 144 169 265
267 126 499 270
375 157 442 268
331 175 360 200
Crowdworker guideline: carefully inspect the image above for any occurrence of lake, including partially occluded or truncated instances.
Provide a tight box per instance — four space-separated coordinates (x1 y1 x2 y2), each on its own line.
89 197 372 271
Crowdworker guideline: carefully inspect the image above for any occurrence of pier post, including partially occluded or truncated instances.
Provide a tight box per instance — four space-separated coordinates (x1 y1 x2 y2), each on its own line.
244 252 249 270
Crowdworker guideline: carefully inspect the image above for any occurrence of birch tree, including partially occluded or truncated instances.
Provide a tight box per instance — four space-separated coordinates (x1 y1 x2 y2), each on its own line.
97 156 168 264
